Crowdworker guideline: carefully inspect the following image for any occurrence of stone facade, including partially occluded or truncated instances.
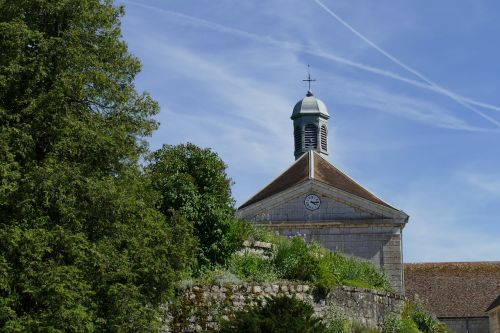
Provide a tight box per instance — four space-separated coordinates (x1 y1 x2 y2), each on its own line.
164 284 404 332
239 172 408 293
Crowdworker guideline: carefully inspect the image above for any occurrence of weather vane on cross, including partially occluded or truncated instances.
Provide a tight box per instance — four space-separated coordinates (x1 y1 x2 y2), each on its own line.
302 64 316 91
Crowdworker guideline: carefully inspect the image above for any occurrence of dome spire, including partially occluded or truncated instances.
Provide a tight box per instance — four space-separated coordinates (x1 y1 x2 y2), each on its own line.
302 64 316 94
292 67 330 160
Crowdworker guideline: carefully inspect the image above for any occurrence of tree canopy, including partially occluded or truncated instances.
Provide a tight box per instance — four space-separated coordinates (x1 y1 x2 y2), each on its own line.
147 143 248 267
0 0 195 331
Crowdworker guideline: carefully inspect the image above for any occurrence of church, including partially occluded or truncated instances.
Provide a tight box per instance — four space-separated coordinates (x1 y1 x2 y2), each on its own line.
237 87 409 293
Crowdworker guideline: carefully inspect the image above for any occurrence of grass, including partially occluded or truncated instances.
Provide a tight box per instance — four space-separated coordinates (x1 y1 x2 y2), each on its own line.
193 227 393 294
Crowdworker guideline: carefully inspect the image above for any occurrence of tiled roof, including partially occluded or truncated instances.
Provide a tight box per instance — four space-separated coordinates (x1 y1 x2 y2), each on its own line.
404 262 500 317
238 153 309 209
239 151 393 210
314 153 393 209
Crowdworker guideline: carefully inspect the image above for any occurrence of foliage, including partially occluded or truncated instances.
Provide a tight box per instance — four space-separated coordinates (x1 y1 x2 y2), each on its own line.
227 253 278 283
147 143 249 267
195 267 242 286
0 0 196 330
273 236 322 281
323 309 351 333
383 315 421 333
331 253 392 291
245 226 282 244
273 236 392 292
216 295 328 333
201 234 392 294
383 301 452 333
402 301 452 333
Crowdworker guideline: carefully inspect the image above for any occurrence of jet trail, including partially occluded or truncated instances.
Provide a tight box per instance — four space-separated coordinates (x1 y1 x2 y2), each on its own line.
313 0 500 128
125 0 500 124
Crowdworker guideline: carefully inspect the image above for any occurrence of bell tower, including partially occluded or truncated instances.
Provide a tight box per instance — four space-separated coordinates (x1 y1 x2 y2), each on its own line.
291 67 330 160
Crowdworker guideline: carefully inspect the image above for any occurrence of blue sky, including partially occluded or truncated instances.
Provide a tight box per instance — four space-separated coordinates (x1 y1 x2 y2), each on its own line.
119 0 500 263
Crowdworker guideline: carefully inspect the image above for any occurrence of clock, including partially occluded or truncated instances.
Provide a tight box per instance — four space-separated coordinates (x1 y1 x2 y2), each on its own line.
304 194 321 211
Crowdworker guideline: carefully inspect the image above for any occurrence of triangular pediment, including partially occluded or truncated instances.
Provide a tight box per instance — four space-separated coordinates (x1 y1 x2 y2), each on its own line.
238 179 407 223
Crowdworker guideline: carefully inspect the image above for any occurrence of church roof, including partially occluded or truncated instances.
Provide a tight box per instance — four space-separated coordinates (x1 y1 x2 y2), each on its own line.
239 151 394 210
404 262 500 318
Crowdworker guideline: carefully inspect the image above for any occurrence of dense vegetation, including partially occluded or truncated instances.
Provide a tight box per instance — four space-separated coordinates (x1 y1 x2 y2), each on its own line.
197 230 392 293
0 0 197 330
146 143 249 267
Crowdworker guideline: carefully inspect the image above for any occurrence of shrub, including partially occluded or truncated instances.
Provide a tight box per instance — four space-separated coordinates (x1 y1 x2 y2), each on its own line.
384 315 421 333
216 295 328 333
245 226 282 244
403 301 452 333
273 236 321 281
323 309 350 333
228 252 278 283
323 252 392 292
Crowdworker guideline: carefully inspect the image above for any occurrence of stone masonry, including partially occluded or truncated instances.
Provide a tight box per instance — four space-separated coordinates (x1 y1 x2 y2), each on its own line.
164 284 405 332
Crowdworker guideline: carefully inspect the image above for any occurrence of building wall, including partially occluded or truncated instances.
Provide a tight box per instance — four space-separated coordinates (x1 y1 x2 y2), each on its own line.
263 223 403 293
439 317 490 333
490 308 500 333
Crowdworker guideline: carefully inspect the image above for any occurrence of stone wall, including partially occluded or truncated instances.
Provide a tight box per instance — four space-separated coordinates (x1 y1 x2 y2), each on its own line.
164 283 404 332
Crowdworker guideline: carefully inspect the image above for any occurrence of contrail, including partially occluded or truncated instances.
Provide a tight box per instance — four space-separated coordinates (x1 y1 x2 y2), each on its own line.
313 0 500 128
124 1 500 121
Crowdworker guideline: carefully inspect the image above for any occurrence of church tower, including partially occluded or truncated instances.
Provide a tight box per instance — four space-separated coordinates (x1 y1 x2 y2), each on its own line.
291 90 329 160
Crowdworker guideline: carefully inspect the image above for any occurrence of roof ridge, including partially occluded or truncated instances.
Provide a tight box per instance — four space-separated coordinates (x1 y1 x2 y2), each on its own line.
238 152 310 210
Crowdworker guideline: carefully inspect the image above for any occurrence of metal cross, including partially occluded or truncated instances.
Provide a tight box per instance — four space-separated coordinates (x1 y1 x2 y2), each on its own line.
302 64 316 91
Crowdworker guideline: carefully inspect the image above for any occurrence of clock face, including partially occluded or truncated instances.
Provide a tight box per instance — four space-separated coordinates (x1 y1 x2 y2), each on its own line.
304 194 321 211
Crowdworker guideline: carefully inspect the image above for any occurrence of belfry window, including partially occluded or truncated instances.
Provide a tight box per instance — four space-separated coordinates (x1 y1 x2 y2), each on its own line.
321 125 327 151
304 124 317 149
294 126 302 152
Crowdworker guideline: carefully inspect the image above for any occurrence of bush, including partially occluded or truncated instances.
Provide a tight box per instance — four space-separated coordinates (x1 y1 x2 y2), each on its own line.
402 301 452 333
334 254 393 292
228 252 278 283
384 315 421 333
323 309 351 333
245 227 282 244
273 236 321 281
383 301 452 333
216 295 328 333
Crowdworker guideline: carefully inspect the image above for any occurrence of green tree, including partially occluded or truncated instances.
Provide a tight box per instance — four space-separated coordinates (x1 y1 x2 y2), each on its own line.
0 0 195 331
147 143 249 267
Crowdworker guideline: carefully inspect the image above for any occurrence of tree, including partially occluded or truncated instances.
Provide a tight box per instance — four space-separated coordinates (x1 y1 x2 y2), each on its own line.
0 0 195 331
147 143 249 267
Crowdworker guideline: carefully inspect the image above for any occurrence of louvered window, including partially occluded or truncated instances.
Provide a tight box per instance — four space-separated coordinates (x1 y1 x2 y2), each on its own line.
321 125 327 151
294 126 302 152
304 124 317 149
